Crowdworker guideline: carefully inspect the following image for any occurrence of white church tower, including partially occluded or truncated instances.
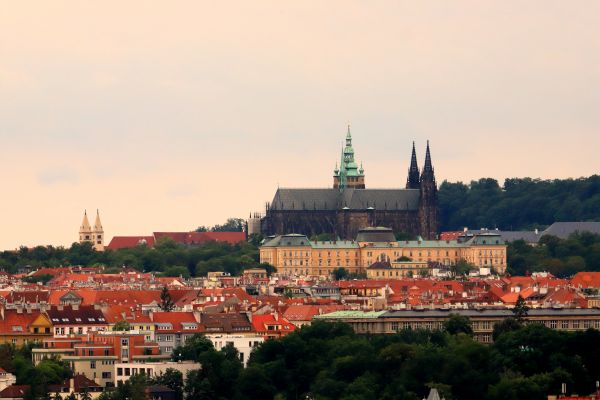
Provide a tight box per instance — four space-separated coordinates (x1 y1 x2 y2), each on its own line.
79 210 105 251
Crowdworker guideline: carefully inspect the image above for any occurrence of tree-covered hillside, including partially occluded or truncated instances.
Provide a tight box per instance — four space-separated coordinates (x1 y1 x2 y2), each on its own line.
439 175 600 231
0 237 267 277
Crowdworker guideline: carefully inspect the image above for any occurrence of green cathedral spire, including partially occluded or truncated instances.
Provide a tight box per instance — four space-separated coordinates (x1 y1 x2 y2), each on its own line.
334 124 365 190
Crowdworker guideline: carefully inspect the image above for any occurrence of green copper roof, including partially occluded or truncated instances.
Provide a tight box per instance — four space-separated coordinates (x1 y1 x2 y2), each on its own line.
314 311 386 320
334 125 364 189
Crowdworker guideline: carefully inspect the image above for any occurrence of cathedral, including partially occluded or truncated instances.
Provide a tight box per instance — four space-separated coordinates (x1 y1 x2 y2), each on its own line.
255 126 438 239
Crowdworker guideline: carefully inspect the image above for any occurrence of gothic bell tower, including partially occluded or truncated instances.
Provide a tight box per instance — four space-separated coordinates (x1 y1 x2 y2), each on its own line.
418 141 438 239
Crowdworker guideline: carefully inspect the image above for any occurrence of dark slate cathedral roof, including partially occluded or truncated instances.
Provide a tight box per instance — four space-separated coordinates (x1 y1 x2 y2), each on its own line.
269 188 420 211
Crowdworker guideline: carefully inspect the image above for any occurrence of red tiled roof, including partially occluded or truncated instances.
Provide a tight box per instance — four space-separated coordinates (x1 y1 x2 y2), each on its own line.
152 312 201 332
154 231 245 245
251 314 296 335
0 310 46 335
106 236 155 250
283 305 346 322
0 385 30 398
571 272 600 289
1 291 49 304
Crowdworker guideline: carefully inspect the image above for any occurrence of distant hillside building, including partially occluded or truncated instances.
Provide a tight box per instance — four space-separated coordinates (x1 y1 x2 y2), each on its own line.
441 222 600 246
106 231 246 250
260 228 507 276
78 210 104 251
255 126 438 239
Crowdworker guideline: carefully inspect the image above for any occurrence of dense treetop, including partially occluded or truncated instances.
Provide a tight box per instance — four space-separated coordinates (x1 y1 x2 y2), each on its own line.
122 319 600 400
507 232 600 276
439 175 600 231
0 236 266 277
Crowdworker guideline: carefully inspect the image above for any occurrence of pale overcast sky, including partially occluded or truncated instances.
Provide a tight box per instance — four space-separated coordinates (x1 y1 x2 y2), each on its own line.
1 1 599 249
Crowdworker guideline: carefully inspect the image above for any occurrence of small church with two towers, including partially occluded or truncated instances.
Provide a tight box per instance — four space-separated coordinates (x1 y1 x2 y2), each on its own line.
79 210 104 251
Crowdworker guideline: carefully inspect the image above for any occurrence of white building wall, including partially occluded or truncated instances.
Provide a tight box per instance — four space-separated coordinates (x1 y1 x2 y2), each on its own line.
206 334 264 366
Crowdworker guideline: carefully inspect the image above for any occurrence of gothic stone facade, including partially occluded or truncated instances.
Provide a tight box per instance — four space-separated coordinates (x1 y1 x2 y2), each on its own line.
259 130 438 240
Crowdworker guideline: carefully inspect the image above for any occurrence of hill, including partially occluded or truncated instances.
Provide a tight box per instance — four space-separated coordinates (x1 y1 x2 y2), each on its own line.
439 175 600 231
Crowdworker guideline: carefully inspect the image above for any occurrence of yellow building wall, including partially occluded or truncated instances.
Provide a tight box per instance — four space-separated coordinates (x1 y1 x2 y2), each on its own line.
261 241 507 275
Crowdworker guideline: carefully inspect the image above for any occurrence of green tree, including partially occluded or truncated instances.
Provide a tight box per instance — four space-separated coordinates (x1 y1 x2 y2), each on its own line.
332 267 349 280
159 286 175 312
513 295 529 321
492 317 523 341
113 320 130 331
161 266 190 279
150 368 183 400
443 314 473 336
172 334 214 362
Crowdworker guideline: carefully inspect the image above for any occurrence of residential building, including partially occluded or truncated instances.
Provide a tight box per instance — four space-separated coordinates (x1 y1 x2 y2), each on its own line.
61 332 166 387
251 313 296 339
315 308 600 343
46 305 109 338
0 369 16 392
47 375 103 399
152 312 202 355
206 334 264 366
0 308 52 346
114 361 200 386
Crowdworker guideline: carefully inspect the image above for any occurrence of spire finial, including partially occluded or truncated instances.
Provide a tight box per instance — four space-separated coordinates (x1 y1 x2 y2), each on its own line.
406 140 421 189
421 140 435 181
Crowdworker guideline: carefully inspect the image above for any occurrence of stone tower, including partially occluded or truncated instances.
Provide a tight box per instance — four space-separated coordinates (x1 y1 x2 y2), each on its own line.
333 125 365 190
418 141 438 239
79 210 105 251
92 210 104 251
79 210 92 244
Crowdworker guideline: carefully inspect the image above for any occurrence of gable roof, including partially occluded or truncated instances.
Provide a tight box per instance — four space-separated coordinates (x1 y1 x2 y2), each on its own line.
543 222 600 239
106 236 155 250
0 385 29 399
154 232 245 245
252 314 296 334
46 305 107 325
571 272 600 289
270 188 420 211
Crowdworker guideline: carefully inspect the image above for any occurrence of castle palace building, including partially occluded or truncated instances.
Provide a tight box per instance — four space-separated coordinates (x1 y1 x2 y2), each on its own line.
255 126 438 240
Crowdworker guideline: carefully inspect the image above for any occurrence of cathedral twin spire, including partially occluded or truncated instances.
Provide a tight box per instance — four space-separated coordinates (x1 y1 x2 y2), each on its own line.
333 126 434 191
406 140 435 189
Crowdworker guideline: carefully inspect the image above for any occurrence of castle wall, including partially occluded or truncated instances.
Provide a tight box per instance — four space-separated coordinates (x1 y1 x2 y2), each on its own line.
263 209 422 239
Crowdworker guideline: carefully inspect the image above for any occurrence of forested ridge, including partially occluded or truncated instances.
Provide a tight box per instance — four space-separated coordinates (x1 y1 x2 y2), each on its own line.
0 238 267 277
439 175 600 231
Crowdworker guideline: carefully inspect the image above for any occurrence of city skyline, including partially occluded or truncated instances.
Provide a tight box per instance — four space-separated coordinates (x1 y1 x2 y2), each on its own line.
2 1 600 249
